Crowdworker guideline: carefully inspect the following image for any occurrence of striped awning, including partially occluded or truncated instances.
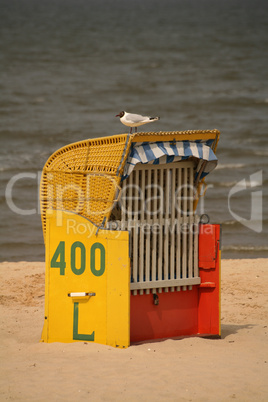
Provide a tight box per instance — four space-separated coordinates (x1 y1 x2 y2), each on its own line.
122 140 218 180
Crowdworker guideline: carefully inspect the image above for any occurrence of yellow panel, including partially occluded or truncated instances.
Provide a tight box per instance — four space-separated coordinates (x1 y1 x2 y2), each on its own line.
133 130 220 148
41 210 130 348
106 238 130 348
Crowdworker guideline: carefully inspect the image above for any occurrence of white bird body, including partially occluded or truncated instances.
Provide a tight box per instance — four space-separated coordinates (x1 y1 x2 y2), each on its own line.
116 111 160 132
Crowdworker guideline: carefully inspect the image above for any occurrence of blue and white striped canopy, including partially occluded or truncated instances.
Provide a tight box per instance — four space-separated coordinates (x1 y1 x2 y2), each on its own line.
122 140 218 180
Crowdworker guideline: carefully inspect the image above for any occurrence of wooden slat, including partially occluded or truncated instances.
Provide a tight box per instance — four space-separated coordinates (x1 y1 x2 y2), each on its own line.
145 169 151 294
170 167 176 291
151 170 157 294
121 180 126 230
176 167 182 291
157 168 164 293
182 167 188 290
188 167 193 281
127 172 133 265
164 169 170 292
139 168 145 295
194 214 199 278
130 277 201 290
127 171 133 222
132 170 139 295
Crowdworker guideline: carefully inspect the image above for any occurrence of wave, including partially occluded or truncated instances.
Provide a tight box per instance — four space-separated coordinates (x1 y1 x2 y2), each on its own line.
0 240 44 247
234 180 263 187
252 150 268 157
216 163 247 170
220 217 268 225
211 181 237 188
222 245 268 252
220 220 238 226
210 179 263 188
219 220 256 230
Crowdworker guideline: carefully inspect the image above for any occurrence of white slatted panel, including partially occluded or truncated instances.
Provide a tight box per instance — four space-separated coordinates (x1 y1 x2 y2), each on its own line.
109 161 200 294
151 172 157 294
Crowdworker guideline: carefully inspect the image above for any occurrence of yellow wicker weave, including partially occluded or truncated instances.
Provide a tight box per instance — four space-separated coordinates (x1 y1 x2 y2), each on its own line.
40 130 220 240
40 134 133 239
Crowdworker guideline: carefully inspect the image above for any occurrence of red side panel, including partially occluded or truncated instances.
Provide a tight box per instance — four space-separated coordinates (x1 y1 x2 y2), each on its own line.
198 224 221 336
199 224 217 269
130 224 221 343
130 289 198 343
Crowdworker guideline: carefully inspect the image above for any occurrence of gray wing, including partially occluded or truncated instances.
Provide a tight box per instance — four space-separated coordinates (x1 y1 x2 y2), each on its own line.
125 113 148 123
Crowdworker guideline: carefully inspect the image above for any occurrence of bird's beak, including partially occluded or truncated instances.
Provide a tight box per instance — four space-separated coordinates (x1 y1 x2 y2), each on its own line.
115 114 120 117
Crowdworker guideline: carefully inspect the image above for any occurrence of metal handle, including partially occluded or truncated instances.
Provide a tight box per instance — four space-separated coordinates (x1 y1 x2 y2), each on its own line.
199 214 210 224
67 292 96 297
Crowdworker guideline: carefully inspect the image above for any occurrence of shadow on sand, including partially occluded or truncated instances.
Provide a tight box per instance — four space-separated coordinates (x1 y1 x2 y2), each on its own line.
220 323 255 339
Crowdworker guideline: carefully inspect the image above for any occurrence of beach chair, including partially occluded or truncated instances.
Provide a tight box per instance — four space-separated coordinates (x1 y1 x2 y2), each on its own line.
40 130 221 347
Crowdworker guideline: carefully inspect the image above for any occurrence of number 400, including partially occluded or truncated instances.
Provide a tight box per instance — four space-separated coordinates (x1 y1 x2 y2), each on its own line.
50 241 105 277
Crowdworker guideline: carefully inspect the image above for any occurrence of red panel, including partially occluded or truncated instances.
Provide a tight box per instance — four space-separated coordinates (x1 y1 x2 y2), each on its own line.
129 224 221 343
199 224 216 269
130 288 198 343
198 224 221 336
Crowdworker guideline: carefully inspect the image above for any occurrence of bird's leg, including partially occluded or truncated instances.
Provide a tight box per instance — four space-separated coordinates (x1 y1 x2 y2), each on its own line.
135 127 137 133
130 127 132 134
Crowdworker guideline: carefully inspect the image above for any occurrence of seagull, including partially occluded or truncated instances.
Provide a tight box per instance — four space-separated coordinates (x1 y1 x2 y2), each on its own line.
116 111 160 133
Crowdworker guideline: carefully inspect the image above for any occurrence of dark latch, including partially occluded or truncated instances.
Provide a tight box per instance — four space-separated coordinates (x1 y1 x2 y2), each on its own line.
153 294 159 305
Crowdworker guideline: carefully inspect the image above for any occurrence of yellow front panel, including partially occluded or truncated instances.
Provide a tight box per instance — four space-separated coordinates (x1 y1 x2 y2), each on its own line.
106 238 130 348
42 210 129 348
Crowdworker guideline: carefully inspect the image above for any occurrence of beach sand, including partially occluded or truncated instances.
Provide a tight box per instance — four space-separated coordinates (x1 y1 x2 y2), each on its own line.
0 259 267 401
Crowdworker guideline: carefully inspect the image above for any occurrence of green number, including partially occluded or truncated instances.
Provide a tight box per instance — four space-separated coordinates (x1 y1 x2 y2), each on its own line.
91 242 105 276
73 302 95 341
51 241 66 275
51 241 105 277
71 241 86 275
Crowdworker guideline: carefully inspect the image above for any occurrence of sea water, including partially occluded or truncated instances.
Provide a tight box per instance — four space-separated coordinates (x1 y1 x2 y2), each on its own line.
1 0 267 261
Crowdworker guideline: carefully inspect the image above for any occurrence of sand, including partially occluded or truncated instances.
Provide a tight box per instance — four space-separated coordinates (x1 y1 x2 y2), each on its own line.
0 259 267 401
